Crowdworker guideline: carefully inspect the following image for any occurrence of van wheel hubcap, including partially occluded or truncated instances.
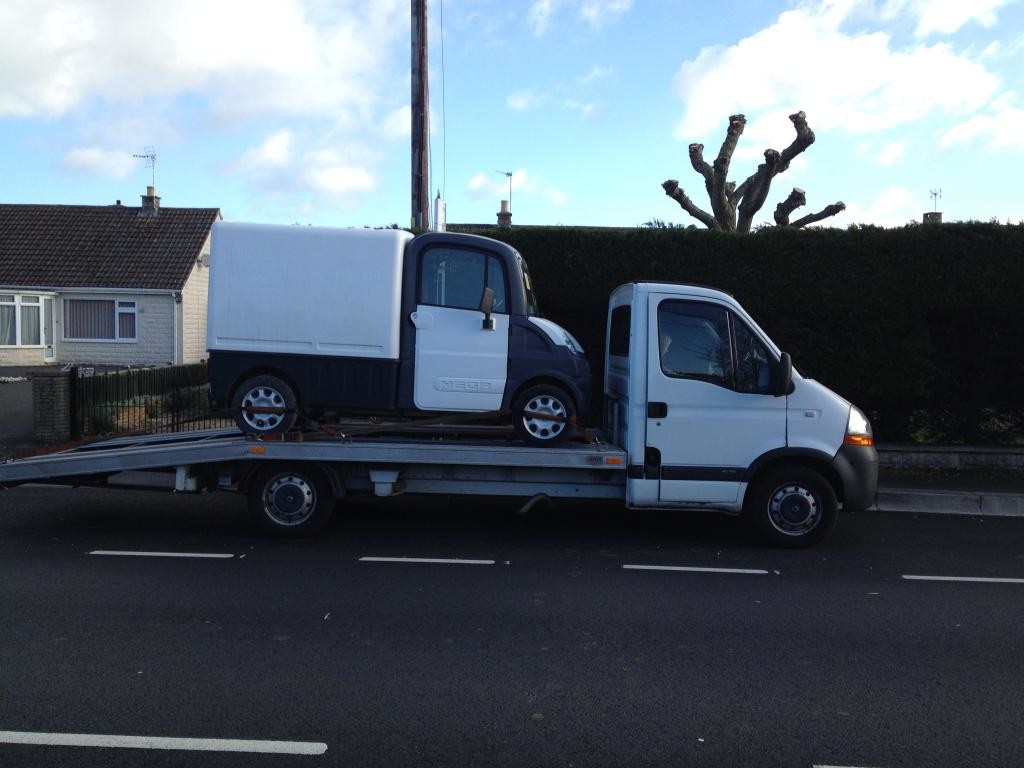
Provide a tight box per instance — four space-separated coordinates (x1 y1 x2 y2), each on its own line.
767 483 820 536
241 386 286 432
522 395 567 440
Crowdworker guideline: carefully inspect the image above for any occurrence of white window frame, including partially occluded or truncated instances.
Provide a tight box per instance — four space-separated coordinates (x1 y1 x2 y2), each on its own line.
0 293 45 349
62 298 139 343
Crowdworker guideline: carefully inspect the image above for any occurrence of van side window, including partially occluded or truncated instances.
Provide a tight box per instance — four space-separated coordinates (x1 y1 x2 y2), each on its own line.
732 316 772 394
657 301 730 385
420 248 507 313
609 305 630 356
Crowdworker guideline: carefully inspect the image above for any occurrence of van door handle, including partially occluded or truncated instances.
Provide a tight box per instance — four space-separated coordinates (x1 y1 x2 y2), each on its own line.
648 402 668 418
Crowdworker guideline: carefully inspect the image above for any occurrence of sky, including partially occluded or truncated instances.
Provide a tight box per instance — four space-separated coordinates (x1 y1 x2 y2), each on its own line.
1 0 1022 229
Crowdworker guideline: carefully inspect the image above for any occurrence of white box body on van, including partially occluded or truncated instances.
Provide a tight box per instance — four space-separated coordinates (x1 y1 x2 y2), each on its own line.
207 223 413 361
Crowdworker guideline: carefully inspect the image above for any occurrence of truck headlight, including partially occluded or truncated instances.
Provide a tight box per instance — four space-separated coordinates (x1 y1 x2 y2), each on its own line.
844 406 874 447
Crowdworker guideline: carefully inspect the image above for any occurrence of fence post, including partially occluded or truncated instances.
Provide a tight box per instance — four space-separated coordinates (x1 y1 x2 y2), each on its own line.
68 366 80 439
32 370 73 445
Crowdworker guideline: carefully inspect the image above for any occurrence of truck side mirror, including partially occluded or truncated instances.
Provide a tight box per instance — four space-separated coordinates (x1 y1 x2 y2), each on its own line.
479 287 496 330
774 352 793 397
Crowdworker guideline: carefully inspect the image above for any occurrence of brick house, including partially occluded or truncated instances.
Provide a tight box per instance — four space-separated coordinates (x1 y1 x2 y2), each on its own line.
0 189 220 367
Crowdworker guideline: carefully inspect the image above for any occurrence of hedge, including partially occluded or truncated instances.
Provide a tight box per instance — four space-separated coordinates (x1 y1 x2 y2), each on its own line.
469 223 1024 444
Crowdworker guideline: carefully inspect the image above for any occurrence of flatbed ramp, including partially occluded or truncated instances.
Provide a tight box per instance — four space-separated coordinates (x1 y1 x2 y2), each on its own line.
0 429 628 501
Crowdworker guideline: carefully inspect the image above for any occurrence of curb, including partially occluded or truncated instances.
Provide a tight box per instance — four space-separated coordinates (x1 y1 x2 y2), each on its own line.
875 489 1024 518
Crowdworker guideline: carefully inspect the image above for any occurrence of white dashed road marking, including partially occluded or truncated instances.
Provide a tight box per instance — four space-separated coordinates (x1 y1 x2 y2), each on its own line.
902 574 1024 584
359 556 496 565
89 551 235 559
623 564 769 575
0 731 326 755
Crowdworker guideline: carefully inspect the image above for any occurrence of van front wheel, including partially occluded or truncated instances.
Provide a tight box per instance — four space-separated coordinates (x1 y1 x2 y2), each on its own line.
743 466 837 548
512 384 575 447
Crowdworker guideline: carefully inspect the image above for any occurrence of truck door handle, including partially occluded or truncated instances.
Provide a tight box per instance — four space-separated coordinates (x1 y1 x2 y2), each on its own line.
648 402 668 419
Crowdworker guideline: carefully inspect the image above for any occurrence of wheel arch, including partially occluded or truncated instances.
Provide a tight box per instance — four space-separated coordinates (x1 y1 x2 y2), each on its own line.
506 373 581 413
228 367 304 406
745 448 844 505
237 460 346 499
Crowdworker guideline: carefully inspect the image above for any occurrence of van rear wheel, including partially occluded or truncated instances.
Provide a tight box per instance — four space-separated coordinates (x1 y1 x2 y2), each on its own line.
512 384 575 447
232 374 298 435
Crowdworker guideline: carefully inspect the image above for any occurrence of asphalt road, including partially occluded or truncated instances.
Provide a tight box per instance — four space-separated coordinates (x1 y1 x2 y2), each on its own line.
1 485 1022 768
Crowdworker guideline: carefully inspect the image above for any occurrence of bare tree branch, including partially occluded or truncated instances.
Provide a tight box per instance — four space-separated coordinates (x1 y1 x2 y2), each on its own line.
662 180 721 230
736 150 780 232
688 143 713 197
774 188 807 226
710 114 745 229
777 111 815 173
791 202 846 228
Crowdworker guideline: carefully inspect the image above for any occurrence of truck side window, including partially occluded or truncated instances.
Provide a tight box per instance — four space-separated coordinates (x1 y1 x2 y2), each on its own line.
420 248 507 313
658 301 730 385
732 316 772 394
609 305 630 356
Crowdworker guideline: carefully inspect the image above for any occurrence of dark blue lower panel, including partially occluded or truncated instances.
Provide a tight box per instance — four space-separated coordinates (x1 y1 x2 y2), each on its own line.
208 351 400 412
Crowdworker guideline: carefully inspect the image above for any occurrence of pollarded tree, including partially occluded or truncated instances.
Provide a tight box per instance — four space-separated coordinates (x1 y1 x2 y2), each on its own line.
661 111 845 232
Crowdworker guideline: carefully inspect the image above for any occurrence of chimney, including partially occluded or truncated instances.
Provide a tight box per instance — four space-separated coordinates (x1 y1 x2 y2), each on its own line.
140 185 160 217
497 199 511 229
922 211 942 224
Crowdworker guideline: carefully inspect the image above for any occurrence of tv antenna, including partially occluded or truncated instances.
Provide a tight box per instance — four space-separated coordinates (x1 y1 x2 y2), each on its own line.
133 146 157 187
930 188 942 212
496 170 513 211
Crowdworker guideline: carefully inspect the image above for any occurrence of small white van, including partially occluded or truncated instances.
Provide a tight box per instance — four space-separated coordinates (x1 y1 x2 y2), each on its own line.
206 222 591 444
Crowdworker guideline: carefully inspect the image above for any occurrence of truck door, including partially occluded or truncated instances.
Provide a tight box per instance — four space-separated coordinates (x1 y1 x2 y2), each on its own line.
645 294 786 503
412 246 510 411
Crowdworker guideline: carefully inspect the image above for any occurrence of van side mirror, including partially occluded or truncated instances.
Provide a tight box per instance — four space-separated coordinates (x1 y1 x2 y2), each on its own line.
774 352 793 397
479 287 496 330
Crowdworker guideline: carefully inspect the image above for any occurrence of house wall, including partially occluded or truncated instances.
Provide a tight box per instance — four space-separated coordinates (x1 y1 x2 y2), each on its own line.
180 235 211 363
0 347 46 366
58 292 176 367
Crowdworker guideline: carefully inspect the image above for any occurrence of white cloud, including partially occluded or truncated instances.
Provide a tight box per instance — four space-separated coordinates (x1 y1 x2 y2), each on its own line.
882 0 1010 37
306 165 377 195
62 147 138 179
467 170 529 200
527 0 559 36
577 64 613 85
545 188 568 206
239 130 294 170
941 108 1024 151
381 106 411 140
843 186 920 227
565 100 595 119
507 89 545 111
875 141 906 166
579 0 634 26
673 2 1000 143
0 0 405 119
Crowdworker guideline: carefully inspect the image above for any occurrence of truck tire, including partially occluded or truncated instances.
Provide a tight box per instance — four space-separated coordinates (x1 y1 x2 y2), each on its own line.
232 374 298 435
512 384 575 447
248 464 333 537
743 466 837 548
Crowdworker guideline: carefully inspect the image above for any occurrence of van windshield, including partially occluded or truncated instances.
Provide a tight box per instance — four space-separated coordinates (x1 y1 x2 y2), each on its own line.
517 253 541 315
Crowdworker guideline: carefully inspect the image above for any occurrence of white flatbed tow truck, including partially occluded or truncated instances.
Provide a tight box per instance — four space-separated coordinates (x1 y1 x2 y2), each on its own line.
0 283 878 547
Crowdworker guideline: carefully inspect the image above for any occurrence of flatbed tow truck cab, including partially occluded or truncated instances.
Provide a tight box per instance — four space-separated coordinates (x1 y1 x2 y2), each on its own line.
206 223 591 446
606 282 878 546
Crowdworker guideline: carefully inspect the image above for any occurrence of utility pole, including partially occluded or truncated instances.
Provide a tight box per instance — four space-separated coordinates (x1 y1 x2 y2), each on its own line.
411 0 430 229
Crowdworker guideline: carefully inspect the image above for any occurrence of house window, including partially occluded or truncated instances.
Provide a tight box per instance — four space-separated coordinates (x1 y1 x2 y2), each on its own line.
0 294 44 348
64 299 138 342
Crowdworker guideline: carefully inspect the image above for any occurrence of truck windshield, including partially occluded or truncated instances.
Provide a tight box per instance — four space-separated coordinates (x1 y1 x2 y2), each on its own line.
517 253 541 315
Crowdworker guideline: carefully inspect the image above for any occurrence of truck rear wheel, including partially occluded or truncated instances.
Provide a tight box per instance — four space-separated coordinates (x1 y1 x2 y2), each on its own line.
512 384 575 447
743 466 837 548
232 374 298 435
248 464 333 536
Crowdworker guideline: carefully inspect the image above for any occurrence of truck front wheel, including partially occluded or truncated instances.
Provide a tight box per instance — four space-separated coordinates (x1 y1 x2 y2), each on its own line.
743 466 837 548
231 374 298 435
248 464 333 536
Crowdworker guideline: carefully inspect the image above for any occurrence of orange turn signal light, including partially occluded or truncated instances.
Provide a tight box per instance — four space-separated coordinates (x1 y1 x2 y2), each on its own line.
844 434 874 447
605 456 623 465
248 446 266 455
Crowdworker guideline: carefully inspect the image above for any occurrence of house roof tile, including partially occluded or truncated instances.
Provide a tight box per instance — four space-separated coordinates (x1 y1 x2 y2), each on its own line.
0 204 221 291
